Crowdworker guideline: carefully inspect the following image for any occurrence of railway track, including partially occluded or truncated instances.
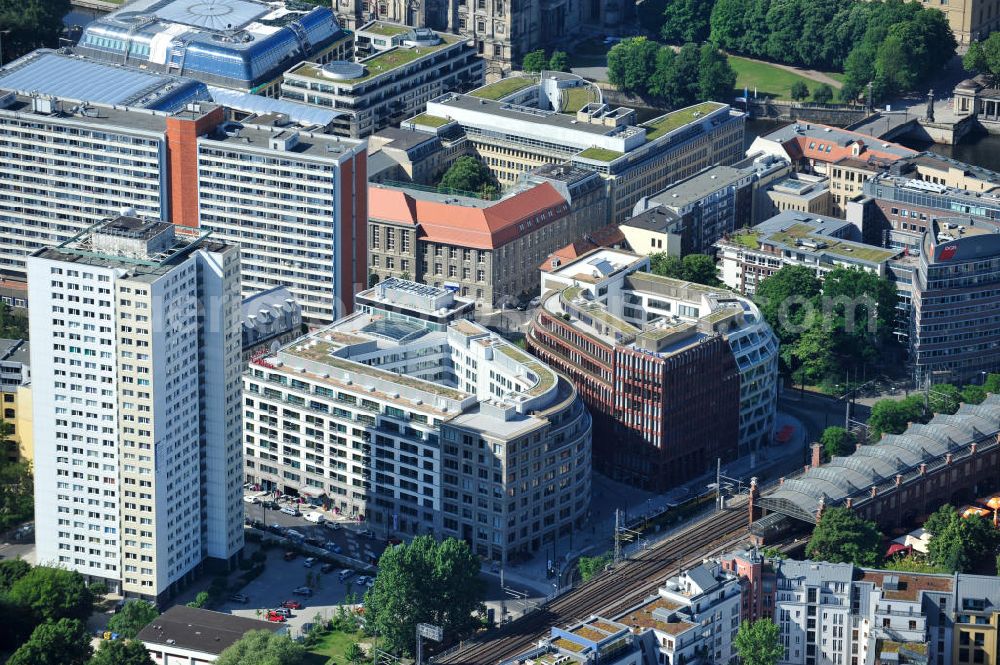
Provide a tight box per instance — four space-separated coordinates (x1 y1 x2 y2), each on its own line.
434 507 751 665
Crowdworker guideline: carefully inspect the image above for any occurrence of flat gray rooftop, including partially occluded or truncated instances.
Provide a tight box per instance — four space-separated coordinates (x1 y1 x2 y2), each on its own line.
648 165 748 209
434 93 619 136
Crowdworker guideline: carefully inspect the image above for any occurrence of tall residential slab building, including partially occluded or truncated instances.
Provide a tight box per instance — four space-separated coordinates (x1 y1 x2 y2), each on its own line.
28 217 244 603
0 75 366 322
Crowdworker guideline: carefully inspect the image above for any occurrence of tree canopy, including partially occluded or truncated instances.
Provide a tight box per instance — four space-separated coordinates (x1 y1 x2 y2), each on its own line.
925 504 1000 573
965 33 1000 83
806 507 882 566
754 265 898 385
790 81 810 101
107 600 160 639
548 50 569 72
88 639 156 665
866 395 926 440
521 49 547 73
0 0 71 65
6 618 92 665
660 0 714 44
733 618 783 665
7 566 93 625
649 253 721 286
365 535 484 655
215 630 308 665
438 157 496 198
820 426 855 459
577 552 612 582
609 38 736 107
709 0 955 103
0 557 30 592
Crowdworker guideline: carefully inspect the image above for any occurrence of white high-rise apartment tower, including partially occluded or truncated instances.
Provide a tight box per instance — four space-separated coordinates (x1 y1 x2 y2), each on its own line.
28 216 244 603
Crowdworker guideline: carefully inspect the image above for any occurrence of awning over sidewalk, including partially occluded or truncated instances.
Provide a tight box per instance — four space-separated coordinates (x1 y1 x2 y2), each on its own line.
299 486 326 499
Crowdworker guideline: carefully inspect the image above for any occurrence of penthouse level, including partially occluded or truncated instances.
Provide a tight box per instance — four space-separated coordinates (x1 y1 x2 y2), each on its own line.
281 24 483 138
529 249 778 491
244 278 591 562
407 93 745 223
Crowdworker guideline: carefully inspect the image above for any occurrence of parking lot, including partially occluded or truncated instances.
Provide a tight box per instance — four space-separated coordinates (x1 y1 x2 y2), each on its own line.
243 494 390 566
218 545 376 637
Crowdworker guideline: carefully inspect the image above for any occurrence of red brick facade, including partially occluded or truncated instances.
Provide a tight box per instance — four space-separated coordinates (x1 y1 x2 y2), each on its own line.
165 106 225 229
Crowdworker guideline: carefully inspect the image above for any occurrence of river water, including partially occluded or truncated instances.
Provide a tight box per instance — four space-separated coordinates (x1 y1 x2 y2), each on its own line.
63 7 104 28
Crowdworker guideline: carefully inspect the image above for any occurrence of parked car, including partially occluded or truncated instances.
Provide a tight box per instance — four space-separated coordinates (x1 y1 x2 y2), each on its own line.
262 500 279 510
338 569 354 582
266 611 286 622
292 586 314 596
285 529 305 541
283 551 298 561
280 600 302 610
355 575 369 585
243 495 260 504
271 607 292 617
304 511 325 524
324 521 341 531
280 505 299 516
228 593 249 604
320 563 336 574
303 557 317 568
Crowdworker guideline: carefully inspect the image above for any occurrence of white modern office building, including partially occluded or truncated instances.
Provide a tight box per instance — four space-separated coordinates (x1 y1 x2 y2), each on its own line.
243 278 591 562
0 59 367 321
28 217 244 603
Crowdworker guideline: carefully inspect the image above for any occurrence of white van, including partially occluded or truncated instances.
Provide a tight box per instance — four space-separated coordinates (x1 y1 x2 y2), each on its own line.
338 569 354 582
304 511 326 524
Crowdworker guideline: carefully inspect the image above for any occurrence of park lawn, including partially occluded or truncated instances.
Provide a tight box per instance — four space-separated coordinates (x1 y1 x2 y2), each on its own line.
307 630 367 664
728 56 839 101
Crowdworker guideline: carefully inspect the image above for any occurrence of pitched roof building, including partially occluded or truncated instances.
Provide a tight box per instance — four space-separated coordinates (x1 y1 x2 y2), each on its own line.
367 175 606 308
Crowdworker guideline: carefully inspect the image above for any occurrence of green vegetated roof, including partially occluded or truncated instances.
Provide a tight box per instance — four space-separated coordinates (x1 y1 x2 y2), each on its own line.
576 146 624 162
642 102 724 141
764 224 898 262
728 230 761 250
496 343 556 397
294 35 459 84
410 113 450 128
469 76 536 100
561 85 596 113
360 22 410 37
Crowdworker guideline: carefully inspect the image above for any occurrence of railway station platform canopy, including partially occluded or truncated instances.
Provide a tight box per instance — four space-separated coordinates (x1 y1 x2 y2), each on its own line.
761 394 1000 524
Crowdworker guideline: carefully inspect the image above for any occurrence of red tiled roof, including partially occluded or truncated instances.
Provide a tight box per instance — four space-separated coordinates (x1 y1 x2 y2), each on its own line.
368 184 569 250
540 224 624 271
782 131 916 166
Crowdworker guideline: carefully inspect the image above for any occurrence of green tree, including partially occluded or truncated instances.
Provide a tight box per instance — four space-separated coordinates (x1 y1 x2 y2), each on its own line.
187 591 210 609
733 618 783 665
928 513 998 573
790 81 810 101
365 535 484 655
962 384 987 405
963 40 988 75
607 37 660 94
649 253 684 279
0 0 71 65
787 313 836 386
928 383 961 415
0 557 30 592
648 253 720 286
88 639 156 665
7 566 93 624
867 395 926 440
806 507 882 566
883 554 947 574
924 504 959 537
577 552 612 581
660 0 714 44
345 642 366 665
697 44 737 104
753 265 822 347
821 267 898 366
985 373 1000 394
637 0 668 35
6 618 92 665
647 46 677 99
215 630 308 665
548 50 569 72
522 49 547 72
820 426 855 459
107 600 160 639
438 156 494 196
661 42 701 106
813 83 834 104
